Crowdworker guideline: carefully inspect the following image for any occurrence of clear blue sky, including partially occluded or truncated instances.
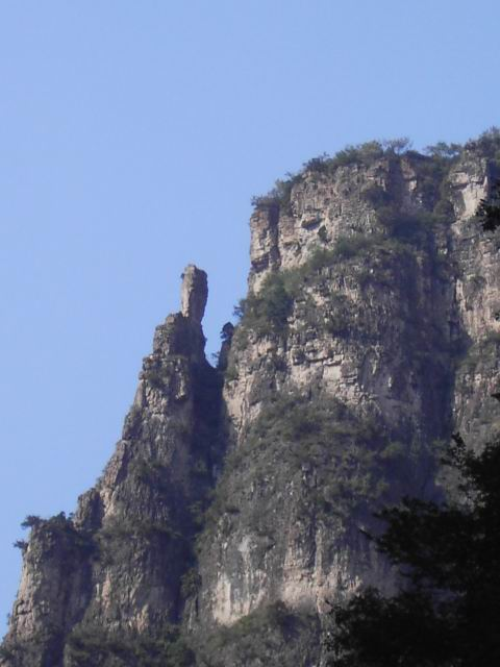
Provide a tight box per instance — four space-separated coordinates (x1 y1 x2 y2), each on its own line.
1 0 499 635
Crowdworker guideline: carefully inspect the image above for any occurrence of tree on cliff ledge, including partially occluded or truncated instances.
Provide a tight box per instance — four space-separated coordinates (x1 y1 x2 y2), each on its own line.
325 431 500 667
477 179 500 232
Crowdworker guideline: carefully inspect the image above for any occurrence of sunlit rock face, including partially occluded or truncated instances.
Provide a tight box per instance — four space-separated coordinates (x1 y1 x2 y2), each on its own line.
3 137 500 667
181 265 208 323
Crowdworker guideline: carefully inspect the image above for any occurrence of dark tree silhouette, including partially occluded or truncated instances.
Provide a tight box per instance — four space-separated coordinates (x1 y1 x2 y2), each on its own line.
477 180 500 232
325 431 500 667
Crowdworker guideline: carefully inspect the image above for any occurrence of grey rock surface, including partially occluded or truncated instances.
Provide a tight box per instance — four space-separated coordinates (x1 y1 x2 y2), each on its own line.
3 139 500 667
181 265 208 323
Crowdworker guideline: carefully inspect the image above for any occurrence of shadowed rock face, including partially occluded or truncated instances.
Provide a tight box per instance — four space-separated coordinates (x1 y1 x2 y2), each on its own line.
3 142 500 667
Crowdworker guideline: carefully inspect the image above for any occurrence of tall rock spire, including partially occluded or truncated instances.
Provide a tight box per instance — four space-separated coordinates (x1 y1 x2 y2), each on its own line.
181 265 208 323
0 267 223 667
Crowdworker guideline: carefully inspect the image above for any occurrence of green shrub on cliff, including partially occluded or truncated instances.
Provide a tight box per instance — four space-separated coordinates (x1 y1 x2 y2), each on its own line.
206 391 440 533
66 624 194 667
201 602 321 667
464 126 500 160
233 230 412 345
244 392 430 517
251 139 413 211
235 273 295 338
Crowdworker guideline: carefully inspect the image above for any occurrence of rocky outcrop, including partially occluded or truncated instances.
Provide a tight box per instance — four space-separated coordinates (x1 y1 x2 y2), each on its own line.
448 155 500 446
1 268 222 666
3 134 500 667
181 265 208 323
190 142 500 656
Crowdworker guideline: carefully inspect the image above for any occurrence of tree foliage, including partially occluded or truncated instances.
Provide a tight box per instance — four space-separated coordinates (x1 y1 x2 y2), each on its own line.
326 432 500 667
477 179 500 232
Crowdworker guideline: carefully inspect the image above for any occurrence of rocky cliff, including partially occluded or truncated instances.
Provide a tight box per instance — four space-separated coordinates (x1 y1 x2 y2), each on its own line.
3 133 500 667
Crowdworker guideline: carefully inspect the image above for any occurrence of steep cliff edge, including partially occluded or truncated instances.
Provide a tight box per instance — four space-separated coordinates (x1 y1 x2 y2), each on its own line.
193 141 500 647
2 266 224 666
3 134 500 667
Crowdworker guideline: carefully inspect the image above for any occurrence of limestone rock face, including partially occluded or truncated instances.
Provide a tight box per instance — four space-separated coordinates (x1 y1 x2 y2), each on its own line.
3 139 500 667
181 265 208 323
2 265 223 666
192 145 500 655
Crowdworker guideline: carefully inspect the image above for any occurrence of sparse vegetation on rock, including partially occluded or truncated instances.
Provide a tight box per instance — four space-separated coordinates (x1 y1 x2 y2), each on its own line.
3 132 500 666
